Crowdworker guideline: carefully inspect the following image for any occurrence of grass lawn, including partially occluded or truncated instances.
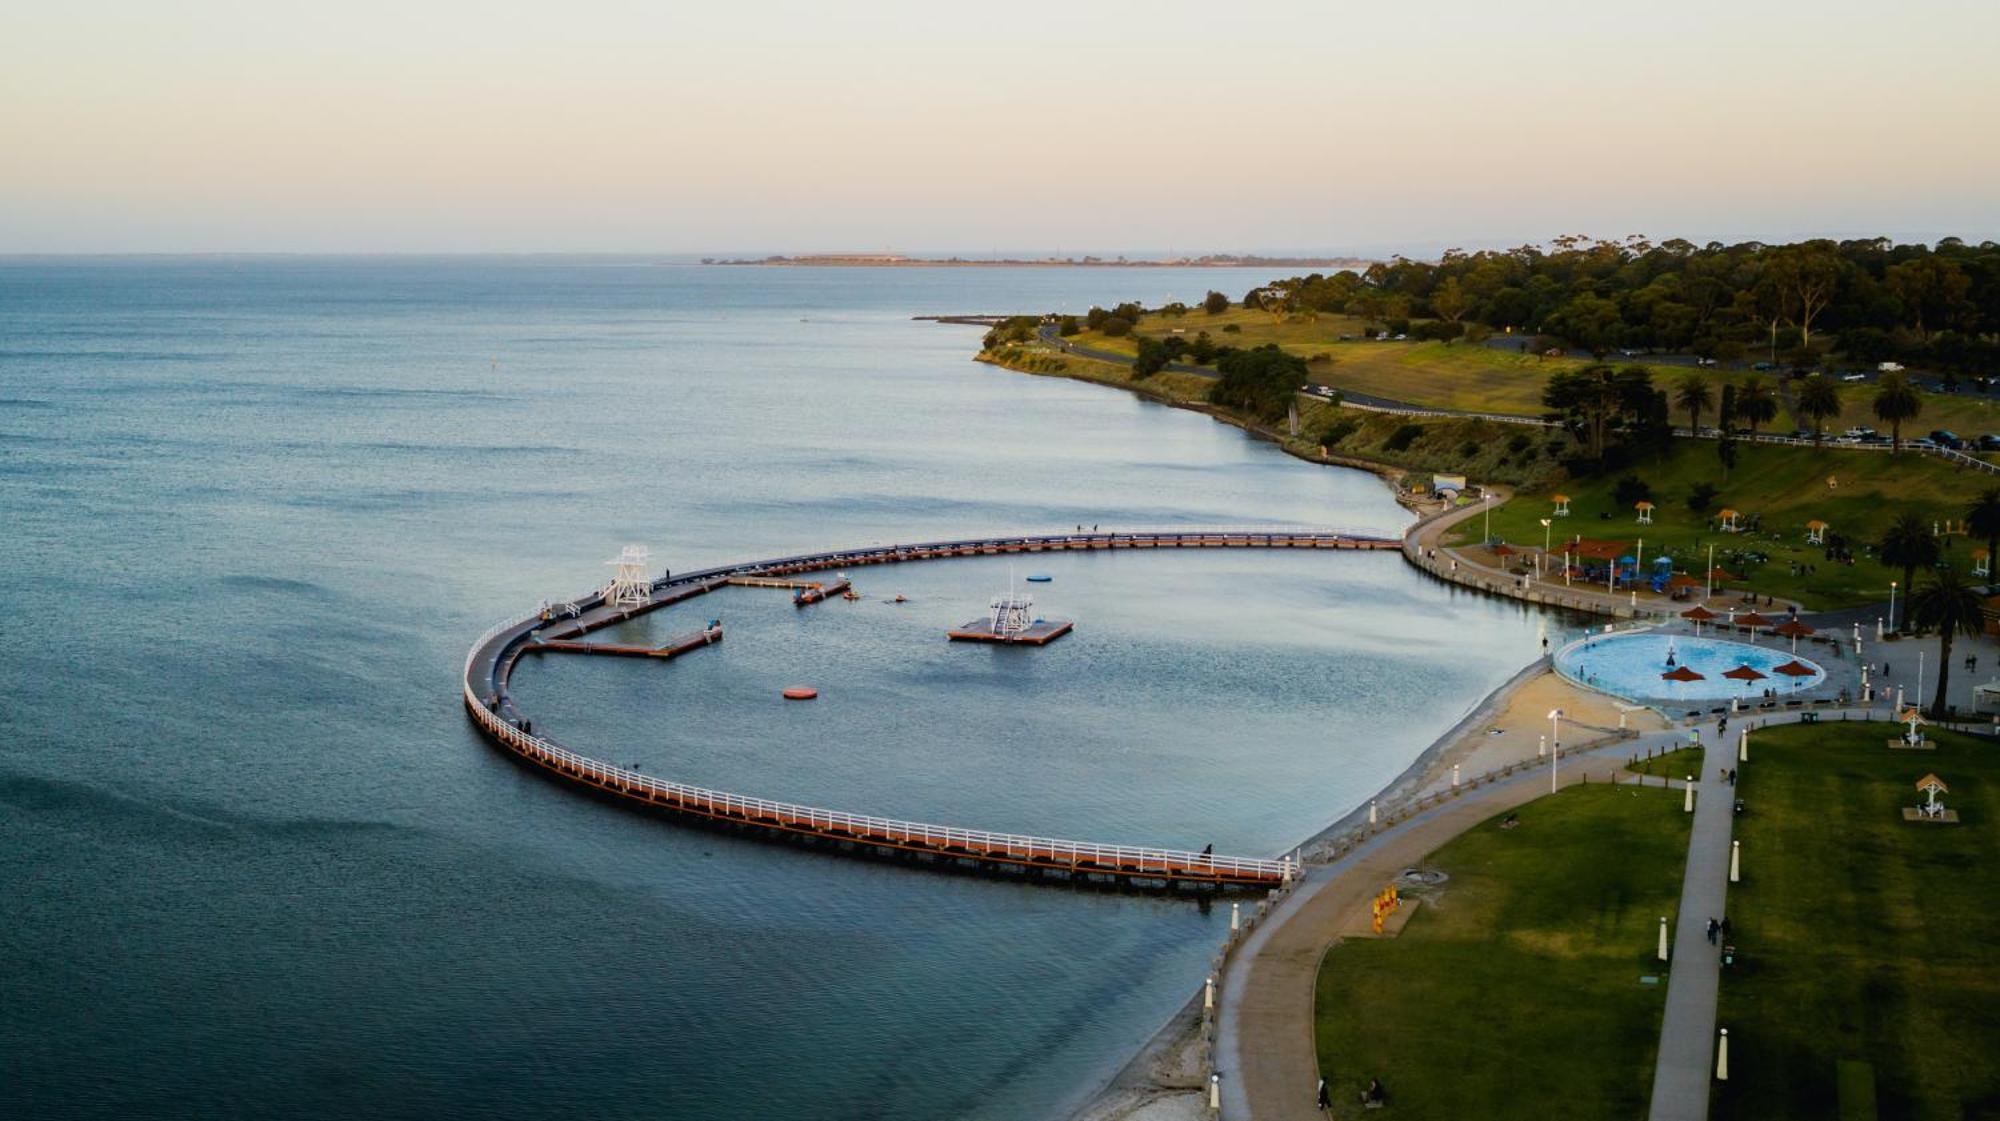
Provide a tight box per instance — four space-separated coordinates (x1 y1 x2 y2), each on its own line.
1072 309 1695 416
1313 784 1690 1119
1714 722 2000 1120
1448 439 1994 609
1632 745 1706 779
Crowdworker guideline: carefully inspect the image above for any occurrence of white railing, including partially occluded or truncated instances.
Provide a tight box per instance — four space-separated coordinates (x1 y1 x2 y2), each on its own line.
461 609 1296 883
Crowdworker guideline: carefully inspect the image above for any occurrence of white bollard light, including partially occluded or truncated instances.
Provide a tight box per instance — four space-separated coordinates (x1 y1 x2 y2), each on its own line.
1539 734 1547 758
1739 728 1749 763
1715 1028 1730 1081
1230 902 1240 933
1209 1073 1221 1111
1730 840 1741 883
1452 764 1461 788
1657 916 1670 961
1685 777 1696 813
1204 975 1215 1013
1368 800 1378 825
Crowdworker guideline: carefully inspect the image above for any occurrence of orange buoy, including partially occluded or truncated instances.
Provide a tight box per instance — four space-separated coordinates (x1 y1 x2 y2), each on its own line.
782 687 818 701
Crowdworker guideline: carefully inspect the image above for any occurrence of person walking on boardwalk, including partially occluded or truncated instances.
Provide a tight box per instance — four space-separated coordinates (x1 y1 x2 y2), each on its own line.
1706 917 1719 944
1317 1078 1331 1111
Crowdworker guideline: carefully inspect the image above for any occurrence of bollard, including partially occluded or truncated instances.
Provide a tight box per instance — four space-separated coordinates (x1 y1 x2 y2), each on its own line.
1657 916 1670 961
1204 975 1215 1014
1538 734 1546 757
1452 764 1461 788
1685 777 1696 813
1716 1028 1729 1081
1209 1073 1221 1112
1730 840 1741 883
1368 800 1378 825
1739 728 1749 763
1230 902 1240 934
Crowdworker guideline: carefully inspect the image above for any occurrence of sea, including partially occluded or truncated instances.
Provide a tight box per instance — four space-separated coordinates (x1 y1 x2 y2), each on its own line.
1 258 1556 1120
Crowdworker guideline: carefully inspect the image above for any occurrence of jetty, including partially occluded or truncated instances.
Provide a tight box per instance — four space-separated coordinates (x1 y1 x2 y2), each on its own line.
463 527 1396 890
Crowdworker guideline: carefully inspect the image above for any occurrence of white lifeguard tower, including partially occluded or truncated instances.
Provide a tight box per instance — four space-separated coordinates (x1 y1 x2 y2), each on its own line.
606 544 654 611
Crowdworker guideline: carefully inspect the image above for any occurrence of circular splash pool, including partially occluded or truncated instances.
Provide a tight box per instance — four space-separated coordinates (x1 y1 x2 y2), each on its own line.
1554 632 1827 702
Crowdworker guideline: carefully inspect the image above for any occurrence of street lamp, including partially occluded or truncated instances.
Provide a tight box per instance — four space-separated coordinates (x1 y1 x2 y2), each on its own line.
1548 707 1564 793
1540 517 1553 580
1889 581 1899 633
1484 492 1494 545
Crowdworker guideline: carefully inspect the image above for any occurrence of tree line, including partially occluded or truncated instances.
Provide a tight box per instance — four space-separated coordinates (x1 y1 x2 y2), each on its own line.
1251 236 2000 374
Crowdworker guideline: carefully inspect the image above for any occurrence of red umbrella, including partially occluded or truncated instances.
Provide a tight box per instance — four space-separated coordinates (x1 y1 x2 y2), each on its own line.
1491 543 1517 556
1668 574 1705 590
1734 611 1775 629
1772 619 1814 638
1681 605 1717 620
1662 665 1706 681
1723 664 1767 681
1773 660 1816 677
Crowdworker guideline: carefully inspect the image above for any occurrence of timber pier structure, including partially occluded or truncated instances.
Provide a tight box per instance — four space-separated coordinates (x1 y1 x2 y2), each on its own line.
463 527 1398 891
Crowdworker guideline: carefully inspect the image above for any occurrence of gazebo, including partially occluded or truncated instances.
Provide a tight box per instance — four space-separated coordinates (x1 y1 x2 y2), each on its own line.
1977 548 1991 579
1806 519 1829 545
1636 500 1655 525
1718 508 1742 533
1908 774 1956 823
1552 494 1571 517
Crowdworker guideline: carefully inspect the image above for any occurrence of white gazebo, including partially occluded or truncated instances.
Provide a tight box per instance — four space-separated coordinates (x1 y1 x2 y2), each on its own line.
1806 519 1828 546
1636 500 1655 525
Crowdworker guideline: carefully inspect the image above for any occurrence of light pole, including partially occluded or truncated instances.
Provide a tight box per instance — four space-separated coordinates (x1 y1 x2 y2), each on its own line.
1540 517 1552 580
1889 581 1899 633
1706 543 1715 601
1483 492 1493 545
1548 708 1564 793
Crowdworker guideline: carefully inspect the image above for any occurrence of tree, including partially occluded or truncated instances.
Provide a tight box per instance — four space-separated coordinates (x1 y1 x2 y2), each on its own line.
1203 290 1229 315
1967 487 2000 584
1878 513 1941 629
1543 364 1656 461
1872 373 1923 453
1430 277 1470 323
1132 338 1169 379
1211 344 1308 423
1674 372 1713 433
1717 431 1738 479
1793 375 1842 444
1909 567 1985 717
1763 242 1845 346
1885 256 1972 340
1099 316 1133 338
1734 376 1779 437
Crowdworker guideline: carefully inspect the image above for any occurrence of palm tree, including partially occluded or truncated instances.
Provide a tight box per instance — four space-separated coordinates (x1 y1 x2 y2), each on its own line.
1873 373 1922 454
1674 372 1713 434
1736 376 1779 437
1878 513 1941 630
1909 567 1986 717
1794 375 1842 445
1970 487 2000 584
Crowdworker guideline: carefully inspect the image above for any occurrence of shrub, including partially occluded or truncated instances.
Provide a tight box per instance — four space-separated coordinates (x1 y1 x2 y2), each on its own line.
1460 440 1481 459
1507 432 1533 454
1204 291 1229 315
1320 419 1360 445
1100 316 1133 338
1058 315 1080 337
1687 482 1720 513
1384 424 1425 452
1613 475 1653 507
1222 324 1242 334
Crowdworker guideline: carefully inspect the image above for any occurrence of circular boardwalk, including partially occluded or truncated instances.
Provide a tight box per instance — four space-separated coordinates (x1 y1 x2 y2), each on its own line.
462 528 1397 890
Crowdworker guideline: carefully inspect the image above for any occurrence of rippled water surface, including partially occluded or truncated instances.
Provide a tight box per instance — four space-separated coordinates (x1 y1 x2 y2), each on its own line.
1 259 1557 1120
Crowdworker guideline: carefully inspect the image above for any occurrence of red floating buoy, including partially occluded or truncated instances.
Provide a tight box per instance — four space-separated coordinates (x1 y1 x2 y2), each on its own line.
782 687 818 701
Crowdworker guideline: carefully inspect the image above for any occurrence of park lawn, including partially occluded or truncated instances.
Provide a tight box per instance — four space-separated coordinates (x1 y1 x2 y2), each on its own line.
1631 745 1705 779
1714 722 2000 1120
1313 784 1690 1120
1448 439 1993 609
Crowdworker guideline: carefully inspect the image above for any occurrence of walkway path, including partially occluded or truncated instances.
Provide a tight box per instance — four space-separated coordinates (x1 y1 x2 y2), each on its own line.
1216 726 1690 1120
1647 718 1739 1121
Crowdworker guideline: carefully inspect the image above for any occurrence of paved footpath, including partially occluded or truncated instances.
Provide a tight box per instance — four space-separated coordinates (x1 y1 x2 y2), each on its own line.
1645 720 1736 1121
1215 730 1690 1120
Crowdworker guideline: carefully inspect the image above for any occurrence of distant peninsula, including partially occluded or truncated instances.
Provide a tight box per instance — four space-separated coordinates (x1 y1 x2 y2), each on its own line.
702 252 1372 268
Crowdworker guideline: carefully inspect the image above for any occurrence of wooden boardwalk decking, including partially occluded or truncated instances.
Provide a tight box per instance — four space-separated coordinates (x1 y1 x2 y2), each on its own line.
463 527 1396 889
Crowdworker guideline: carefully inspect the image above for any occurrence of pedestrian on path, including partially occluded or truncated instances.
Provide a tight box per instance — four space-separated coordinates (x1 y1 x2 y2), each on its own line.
1706 917 1719 944
1317 1078 1330 1111
1720 916 1732 940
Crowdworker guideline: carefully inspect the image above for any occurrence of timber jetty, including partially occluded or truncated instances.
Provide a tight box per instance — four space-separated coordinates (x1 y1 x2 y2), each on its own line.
463 527 1398 891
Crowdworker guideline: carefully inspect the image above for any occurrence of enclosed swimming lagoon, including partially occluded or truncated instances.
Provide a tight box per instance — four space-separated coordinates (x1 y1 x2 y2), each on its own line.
1554 631 1827 703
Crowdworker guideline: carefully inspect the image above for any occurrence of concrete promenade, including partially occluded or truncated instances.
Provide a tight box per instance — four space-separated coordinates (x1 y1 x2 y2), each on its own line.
1647 719 1738 1121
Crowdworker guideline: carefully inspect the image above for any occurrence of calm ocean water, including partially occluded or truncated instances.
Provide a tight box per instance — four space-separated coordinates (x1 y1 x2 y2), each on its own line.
2 259 1554 1120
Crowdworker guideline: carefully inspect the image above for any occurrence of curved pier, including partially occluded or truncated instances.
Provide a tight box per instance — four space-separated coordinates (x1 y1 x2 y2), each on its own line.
462 527 1398 889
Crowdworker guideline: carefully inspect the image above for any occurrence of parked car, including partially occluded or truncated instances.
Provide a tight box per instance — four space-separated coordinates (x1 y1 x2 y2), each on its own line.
1752 362 1775 371
1842 372 1869 382
1843 426 1877 439
1908 438 1940 450
1695 357 1718 367
1978 434 2000 451
1931 430 1965 449
1879 361 1905 372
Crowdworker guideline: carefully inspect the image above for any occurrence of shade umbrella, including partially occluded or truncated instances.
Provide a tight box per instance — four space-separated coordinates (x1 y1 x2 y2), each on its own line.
1492 543 1517 557
1772 618 1815 652
1681 602 1716 635
1773 659 1815 678
1722 666 1767 696
1734 610 1775 639
1662 665 1706 682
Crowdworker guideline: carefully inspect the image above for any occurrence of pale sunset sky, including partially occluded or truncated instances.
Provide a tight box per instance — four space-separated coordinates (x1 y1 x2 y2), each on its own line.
3 0 1997 254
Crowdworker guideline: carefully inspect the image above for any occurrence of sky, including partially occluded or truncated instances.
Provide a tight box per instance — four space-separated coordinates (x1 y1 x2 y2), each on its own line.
3 0 1998 255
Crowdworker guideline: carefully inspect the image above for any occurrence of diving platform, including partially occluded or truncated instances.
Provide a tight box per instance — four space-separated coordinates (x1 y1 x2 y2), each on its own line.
947 618 1073 644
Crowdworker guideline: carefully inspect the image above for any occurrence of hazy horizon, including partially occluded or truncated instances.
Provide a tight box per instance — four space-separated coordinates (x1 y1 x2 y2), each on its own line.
5 0 1997 254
